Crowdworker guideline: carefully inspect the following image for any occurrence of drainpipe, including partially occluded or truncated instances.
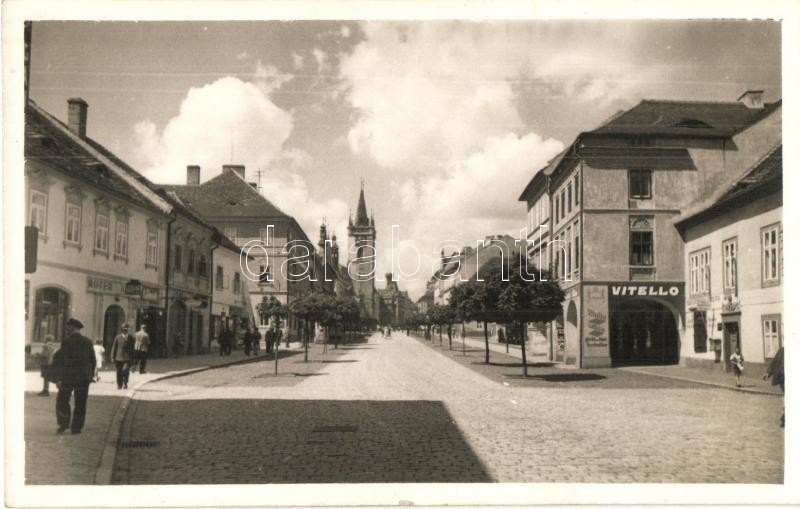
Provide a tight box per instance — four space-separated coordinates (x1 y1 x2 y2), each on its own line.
163 215 177 358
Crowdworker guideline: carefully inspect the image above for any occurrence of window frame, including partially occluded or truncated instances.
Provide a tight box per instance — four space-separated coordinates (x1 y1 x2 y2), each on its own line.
630 230 654 267
761 223 781 287
174 244 183 271
761 314 782 360
29 189 48 236
94 211 110 254
629 169 653 200
689 247 711 295
114 219 129 261
146 231 159 269
722 237 737 295
65 203 82 245
215 265 224 290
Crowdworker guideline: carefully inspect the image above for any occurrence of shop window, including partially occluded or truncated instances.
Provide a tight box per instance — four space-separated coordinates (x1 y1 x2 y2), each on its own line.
689 248 710 295
29 189 48 235
761 223 781 286
629 169 652 199
722 238 737 294
630 231 654 266
762 314 782 359
692 310 708 353
94 212 110 254
33 287 70 342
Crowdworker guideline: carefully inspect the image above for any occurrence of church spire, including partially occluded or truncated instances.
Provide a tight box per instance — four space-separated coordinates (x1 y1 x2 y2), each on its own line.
355 179 369 226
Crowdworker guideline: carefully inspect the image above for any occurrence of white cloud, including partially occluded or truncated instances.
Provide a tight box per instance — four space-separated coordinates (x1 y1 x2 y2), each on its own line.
236 51 250 61
132 68 342 244
311 47 328 73
253 60 292 93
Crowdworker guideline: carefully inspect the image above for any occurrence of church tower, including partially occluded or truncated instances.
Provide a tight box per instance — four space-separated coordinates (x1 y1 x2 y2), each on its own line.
347 182 377 320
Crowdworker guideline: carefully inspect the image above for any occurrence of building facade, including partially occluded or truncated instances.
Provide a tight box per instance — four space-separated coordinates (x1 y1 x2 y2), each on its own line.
25 99 171 360
519 91 782 368
675 145 783 372
165 166 312 340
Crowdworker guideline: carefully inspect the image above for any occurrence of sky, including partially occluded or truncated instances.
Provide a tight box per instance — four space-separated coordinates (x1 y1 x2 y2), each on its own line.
28 20 782 299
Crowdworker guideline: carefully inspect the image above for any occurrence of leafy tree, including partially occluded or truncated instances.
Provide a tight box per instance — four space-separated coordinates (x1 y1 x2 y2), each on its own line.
449 271 502 365
427 304 450 347
495 253 565 376
258 296 287 375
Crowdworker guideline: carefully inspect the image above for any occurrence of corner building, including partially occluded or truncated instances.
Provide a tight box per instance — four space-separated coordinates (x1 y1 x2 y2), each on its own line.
520 91 781 368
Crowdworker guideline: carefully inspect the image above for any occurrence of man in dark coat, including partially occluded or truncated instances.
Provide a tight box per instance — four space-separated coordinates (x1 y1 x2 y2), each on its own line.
110 323 135 389
54 318 96 434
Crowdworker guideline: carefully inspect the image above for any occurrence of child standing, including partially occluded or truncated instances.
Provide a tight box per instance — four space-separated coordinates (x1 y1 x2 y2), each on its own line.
730 348 744 387
93 339 105 382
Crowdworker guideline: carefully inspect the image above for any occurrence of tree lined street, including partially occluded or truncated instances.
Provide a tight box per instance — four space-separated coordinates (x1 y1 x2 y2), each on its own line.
108 332 783 484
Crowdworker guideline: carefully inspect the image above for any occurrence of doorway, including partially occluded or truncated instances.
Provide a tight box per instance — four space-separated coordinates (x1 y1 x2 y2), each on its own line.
103 305 125 362
722 319 741 373
610 299 679 365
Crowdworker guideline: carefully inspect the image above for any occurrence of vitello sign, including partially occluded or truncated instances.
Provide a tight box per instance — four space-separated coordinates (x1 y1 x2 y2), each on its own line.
610 285 680 297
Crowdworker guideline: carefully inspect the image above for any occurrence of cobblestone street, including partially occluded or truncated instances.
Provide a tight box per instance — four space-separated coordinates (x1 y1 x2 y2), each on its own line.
112 332 784 484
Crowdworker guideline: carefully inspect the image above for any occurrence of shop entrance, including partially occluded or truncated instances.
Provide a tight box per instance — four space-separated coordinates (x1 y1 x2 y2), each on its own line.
137 306 165 358
168 300 187 356
103 305 125 361
722 319 741 373
610 299 679 365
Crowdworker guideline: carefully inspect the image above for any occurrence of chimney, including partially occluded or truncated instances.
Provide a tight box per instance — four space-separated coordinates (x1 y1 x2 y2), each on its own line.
186 165 201 186
67 98 88 138
222 164 245 179
737 90 764 109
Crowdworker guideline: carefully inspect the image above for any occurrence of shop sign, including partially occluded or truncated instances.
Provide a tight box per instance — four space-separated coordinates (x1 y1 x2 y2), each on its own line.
142 285 159 302
125 279 143 297
610 284 680 297
584 286 608 348
87 276 116 294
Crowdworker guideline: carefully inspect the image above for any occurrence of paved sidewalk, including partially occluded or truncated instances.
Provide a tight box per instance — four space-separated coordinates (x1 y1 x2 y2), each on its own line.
24 347 292 485
419 333 783 396
620 364 783 395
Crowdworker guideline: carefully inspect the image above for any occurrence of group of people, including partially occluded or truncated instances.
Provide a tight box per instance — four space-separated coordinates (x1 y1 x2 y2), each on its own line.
217 322 283 357
381 326 392 338
109 322 151 389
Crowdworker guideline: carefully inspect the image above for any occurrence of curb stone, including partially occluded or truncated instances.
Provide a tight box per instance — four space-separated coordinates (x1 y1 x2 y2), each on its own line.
93 354 274 484
619 367 783 396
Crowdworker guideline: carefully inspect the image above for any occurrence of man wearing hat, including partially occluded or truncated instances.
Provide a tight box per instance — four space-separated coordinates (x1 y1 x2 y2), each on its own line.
110 323 135 390
55 318 96 434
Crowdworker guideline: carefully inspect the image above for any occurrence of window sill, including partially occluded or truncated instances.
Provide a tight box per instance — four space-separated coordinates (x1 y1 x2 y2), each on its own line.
114 254 129 264
762 279 780 289
63 240 82 252
145 263 158 271
93 248 110 258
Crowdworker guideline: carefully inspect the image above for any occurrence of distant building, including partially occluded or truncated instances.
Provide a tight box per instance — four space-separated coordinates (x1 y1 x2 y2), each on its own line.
675 145 782 372
519 90 782 367
378 274 417 327
433 235 516 306
164 167 312 340
347 185 380 323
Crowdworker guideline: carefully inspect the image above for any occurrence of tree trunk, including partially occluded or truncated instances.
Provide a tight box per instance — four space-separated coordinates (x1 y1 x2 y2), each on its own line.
447 324 452 350
304 321 309 362
520 321 528 377
439 326 442 346
483 321 490 364
462 322 466 355
274 334 279 375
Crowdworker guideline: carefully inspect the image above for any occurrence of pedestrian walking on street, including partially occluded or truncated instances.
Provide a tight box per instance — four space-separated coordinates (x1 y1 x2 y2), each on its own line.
252 326 262 355
243 325 253 356
37 335 57 396
92 340 105 382
265 327 274 354
133 324 150 373
730 348 744 387
110 323 134 390
53 318 96 434
763 346 785 427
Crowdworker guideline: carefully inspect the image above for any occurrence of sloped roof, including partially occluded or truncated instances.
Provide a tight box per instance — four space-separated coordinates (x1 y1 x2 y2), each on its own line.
164 170 289 219
676 144 782 229
591 99 781 138
518 147 570 202
25 102 167 214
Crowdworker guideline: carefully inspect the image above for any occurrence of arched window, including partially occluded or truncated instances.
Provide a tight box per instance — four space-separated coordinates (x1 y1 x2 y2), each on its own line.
34 287 70 342
197 255 208 277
